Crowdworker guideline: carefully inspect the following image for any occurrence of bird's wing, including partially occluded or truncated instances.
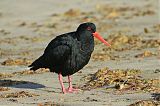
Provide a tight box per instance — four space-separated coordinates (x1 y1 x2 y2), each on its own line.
44 34 73 53
29 43 71 70
43 35 73 65
45 45 71 64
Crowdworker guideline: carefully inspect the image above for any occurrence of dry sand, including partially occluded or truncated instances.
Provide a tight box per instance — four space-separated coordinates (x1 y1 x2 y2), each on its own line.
0 0 160 106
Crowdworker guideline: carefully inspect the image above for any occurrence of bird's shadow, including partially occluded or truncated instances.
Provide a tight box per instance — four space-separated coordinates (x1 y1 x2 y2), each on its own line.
151 93 160 101
0 79 45 89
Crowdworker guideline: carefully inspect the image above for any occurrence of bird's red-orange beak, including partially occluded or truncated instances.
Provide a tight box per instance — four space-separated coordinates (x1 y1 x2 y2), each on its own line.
93 32 111 47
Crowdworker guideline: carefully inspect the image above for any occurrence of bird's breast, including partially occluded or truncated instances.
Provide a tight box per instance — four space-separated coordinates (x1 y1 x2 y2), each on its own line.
67 45 92 73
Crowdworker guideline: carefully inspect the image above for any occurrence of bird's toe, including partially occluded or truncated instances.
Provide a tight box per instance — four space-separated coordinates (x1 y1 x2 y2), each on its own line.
66 87 80 93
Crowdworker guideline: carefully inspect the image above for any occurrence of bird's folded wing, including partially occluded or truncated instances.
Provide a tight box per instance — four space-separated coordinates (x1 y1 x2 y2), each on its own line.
44 44 71 65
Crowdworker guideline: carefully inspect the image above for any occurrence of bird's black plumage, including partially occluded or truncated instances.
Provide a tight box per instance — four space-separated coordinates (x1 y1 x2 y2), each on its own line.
29 22 96 76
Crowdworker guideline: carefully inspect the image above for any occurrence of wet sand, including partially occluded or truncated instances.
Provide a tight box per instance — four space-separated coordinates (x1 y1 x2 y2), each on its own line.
0 0 159 106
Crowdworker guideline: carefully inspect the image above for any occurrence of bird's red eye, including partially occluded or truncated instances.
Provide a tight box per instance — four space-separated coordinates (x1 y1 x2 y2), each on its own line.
87 27 92 31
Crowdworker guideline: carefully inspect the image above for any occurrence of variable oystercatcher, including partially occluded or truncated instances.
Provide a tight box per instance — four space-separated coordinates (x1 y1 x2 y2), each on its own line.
29 22 111 93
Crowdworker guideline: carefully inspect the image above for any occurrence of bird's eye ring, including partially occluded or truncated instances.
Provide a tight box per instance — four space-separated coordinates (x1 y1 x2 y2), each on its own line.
87 27 92 31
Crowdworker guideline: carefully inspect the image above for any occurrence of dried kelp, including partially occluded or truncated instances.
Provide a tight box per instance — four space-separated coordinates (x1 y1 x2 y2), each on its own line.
0 87 10 91
1 58 32 66
135 51 157 58
38 102 61 106
0 91 39 98
92 52 111 61
129 100 159 106
0 68 49 79
81 67 160 93
103 33 160 52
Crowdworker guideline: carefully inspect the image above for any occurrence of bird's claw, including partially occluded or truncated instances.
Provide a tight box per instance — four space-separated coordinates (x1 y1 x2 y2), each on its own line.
66 87 79 93
62 87 80 94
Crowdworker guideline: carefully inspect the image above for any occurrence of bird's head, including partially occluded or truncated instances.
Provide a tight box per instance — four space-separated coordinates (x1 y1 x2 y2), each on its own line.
77 22 111 47
77 22 96 33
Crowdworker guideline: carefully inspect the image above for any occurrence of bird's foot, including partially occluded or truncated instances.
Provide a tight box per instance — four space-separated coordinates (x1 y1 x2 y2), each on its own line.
65 87 80 93
61 87 80 94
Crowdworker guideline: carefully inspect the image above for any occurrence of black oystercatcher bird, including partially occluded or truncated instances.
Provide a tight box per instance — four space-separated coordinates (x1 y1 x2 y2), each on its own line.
29 22 111 93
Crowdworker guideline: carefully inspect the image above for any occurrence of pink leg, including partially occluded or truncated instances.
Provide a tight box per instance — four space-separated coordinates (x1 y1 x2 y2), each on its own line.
58 73 66 94
66 75 79 93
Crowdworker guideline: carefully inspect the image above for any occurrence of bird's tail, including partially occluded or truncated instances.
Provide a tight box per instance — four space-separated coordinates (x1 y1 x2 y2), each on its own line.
28 55 46 71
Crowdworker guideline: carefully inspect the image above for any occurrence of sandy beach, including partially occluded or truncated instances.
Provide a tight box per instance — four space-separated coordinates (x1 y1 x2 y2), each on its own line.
0 0 159 106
